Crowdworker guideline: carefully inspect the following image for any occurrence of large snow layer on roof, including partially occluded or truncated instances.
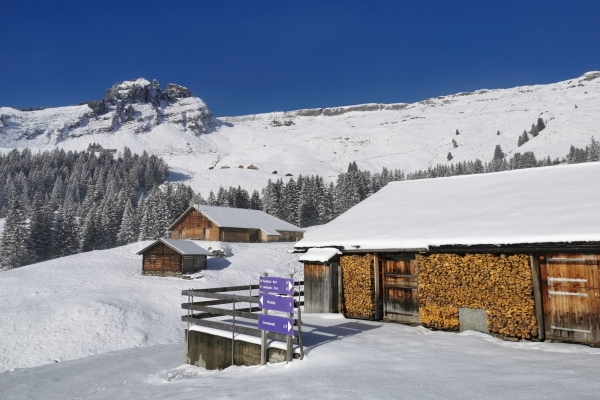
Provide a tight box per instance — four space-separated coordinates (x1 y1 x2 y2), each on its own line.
197 204 303 235
298 247 341 263
138 238 212 255
160 239 213 255
296 163 600 250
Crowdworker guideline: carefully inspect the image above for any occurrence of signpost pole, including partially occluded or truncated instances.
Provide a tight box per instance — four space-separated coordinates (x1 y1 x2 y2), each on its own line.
231 301 235 366
286 274 293 363
260 273 268 365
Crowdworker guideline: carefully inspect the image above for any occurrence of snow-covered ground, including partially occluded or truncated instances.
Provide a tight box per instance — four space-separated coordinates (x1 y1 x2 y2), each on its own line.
1 72 599 194
1 240 600 399
0 241 302 372
1 314 599 399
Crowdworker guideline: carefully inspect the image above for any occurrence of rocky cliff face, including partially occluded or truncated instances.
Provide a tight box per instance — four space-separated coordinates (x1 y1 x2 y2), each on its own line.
0 78 216 145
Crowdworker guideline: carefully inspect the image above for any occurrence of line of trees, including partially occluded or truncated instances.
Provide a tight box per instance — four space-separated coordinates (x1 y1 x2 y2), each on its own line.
0 148 170 269
2 137 599 270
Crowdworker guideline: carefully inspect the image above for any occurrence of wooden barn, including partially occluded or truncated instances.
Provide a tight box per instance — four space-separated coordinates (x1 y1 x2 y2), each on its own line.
168 204 304 243
137 238 212 276
295 163 600 346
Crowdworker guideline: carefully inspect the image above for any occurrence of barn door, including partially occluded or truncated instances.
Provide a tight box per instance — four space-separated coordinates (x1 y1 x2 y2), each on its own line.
542 254 600 343
381 254 419 324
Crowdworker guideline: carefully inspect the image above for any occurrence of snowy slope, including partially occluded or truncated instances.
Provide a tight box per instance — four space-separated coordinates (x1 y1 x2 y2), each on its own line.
1 72 599 194
0 241 302 372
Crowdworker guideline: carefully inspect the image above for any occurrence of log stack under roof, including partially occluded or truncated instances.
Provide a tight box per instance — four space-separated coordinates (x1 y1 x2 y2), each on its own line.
417 253 538 339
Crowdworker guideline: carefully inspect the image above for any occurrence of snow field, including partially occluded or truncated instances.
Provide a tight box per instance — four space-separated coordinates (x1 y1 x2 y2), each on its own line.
1 314 600 399
0 241 302 372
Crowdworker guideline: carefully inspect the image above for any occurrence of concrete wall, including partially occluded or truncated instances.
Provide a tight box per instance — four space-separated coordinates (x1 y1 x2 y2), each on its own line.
185 330 297 370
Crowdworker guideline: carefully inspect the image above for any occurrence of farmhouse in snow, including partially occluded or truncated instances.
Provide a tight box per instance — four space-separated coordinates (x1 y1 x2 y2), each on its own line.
137 238 212 276
169 204 304 243
295 163 600 346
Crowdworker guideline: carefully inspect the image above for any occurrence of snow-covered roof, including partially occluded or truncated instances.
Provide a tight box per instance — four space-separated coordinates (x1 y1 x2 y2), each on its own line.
137 238 212 256
295 163 600 251
169 205 303 236
298 248 341 263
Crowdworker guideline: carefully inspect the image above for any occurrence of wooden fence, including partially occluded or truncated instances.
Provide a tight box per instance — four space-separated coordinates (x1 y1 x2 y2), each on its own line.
181 282 304 343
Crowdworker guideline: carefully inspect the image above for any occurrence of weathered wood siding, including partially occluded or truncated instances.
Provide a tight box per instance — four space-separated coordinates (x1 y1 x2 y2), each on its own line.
220 228 254 242
381 254 419 324
143 243 182 272
171 210 214 240
418 253 537 339
276 231 304 242
540 253 600 344
304 263 339 313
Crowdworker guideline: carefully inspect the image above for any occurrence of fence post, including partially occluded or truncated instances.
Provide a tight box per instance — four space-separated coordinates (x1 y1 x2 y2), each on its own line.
231 301 235 366
260 273 268 365
287 273 293 363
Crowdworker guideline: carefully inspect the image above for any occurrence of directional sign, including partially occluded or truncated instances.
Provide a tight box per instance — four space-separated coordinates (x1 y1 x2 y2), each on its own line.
259 293 294 313
259 276 294 295
258 314 294 336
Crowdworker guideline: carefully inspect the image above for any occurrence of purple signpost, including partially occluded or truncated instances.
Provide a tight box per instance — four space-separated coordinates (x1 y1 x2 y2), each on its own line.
259 274 296 364
259 293 294 313
259 276 294 296
258 314 294 336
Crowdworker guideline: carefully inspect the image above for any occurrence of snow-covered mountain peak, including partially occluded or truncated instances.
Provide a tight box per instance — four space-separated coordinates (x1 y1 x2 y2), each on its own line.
105 78 197 106
0 78 215 146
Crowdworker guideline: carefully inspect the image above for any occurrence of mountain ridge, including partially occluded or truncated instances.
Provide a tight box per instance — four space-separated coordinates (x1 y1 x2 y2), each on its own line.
1 73 599 193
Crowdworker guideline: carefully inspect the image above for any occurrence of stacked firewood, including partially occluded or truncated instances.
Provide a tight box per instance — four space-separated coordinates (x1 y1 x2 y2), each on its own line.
340 254 374 319
418 253 537 339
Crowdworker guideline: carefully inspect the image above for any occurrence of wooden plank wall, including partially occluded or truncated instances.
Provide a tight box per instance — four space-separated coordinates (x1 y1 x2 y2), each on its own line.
540 253 599 344
142 243 182 272
304 263 339 313
171 210 214 240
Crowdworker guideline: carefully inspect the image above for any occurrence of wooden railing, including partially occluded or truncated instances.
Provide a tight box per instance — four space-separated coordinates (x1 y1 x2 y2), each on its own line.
182 282 304 343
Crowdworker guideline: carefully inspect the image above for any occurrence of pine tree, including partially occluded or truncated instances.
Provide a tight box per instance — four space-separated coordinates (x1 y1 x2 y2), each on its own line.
587 137 600 162
117 200 137 245
455 129 460 135
0 199 30 269
250 190 262 210
537 117 546 131
452 139 458 148
447 152 453 161
530 123 539 137
52 205 80 257
28 193 53 262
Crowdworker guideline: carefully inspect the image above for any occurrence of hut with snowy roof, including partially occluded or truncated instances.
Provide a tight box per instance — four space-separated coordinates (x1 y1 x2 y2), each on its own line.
294 163 600 346
168 205 304 243
137 238 212 276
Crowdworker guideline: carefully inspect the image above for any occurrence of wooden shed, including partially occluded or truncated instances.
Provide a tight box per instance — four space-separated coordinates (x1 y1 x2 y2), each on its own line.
299 248 341 313
168 204 304 243
137 238 212 276
295 163 600 345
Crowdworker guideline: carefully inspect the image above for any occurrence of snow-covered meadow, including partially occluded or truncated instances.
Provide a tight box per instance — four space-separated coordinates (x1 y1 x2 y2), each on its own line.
1 240 600 399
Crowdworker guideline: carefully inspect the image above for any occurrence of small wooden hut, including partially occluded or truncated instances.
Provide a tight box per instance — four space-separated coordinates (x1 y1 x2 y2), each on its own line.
137 238 212 276
295 163 600 345
168 205 304 243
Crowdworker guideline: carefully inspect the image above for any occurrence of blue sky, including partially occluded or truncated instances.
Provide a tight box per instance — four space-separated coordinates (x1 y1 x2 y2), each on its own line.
1 0 599 116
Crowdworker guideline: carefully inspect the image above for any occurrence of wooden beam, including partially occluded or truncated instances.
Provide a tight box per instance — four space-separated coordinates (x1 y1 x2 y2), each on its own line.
182 304 260 319
181 316 298 343
530 254 545 340
374 252 380 320
182 290 257 302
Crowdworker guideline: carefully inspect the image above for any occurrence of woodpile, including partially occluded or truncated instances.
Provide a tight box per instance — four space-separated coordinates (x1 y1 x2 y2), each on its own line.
418 253 537 339
340 254 375 319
